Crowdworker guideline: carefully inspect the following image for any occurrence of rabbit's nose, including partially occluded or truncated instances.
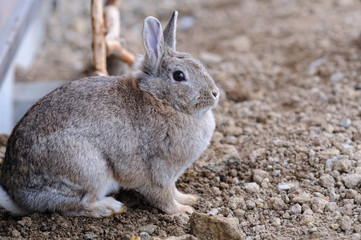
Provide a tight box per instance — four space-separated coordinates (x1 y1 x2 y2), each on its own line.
211 89 218 98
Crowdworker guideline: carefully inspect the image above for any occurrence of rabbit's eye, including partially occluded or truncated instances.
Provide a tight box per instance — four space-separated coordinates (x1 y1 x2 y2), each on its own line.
173 71 186 81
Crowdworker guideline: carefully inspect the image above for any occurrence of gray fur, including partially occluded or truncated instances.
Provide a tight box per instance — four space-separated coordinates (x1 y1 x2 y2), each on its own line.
0 11 219 217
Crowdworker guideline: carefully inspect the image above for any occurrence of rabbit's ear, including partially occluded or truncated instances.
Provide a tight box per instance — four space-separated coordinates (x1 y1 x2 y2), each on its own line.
163 11 178 50
143 17 164 70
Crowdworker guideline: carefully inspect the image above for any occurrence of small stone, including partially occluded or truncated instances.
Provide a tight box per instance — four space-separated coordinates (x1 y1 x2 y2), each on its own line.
289 204 302 214
207 208 218 216
21 217 32 227
252 169 269 184
325 155 348 170
246 200 256 210
303 215 314 225
309 227 318 233
273 169 281 176
86 234 98 239
140 232 150 240
330 72 344 82
303 208 313 216
269 197 287 210
282 212 290 219
293 192 311 204
352 233 361 240
330 223 339 230
189 212 243 240
174 213 190 225
319 149 340 160
354 224 361 233
228 196 245 210
220 182 229 189
139 225 157 235
233 209 245 218
342 174 361 189
340 216 352 231
339 118 352 128
277 182 295 192
249 148 266 162
272 218 281 227
311 197 328 213
211 187 222 195
319 174 335 188
12 229 21 237
261 178 270 188
325 202 338 212
244 182 260 193
334 158 352 173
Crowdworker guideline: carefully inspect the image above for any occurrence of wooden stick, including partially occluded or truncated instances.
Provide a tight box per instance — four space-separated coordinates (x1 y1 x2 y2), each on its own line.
91 0 108 76
104 1 135 65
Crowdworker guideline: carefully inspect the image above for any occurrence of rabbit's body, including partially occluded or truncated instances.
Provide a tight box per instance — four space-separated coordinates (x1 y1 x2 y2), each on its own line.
0 11 218 217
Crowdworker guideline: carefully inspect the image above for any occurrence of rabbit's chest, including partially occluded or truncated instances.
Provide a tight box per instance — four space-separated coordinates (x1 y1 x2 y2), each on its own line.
167 110 215 165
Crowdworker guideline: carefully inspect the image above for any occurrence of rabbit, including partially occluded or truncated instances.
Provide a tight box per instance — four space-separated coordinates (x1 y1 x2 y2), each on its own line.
0 11 219 217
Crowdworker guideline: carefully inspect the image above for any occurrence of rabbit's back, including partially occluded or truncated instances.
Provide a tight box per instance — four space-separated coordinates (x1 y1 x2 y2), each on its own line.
1 75 214 200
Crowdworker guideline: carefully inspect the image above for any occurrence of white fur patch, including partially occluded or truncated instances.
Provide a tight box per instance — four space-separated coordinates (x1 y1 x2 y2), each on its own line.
0 185 25 215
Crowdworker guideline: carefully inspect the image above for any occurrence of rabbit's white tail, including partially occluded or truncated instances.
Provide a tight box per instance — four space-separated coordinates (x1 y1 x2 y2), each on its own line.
0 185 25 215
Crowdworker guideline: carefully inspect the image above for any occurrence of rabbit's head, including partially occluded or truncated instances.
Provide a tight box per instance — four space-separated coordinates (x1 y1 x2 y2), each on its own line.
138 11 219 117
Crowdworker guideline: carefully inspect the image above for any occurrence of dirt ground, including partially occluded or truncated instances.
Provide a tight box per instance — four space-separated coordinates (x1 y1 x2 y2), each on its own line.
2 0 361 239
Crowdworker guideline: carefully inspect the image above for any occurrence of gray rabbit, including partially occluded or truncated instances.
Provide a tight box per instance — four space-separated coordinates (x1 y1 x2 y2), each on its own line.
0 11 219 217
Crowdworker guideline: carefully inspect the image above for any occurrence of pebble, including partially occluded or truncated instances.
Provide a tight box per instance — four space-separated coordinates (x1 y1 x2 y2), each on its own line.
277 182 295 192
330 71 344 82
340 216 352 231
272 218 281 227
342 174 361 189
173 213 190 226
293 192 311 204
325 155 348 170
244 182 260 193
86 234 98 239
189 212 242 240
139 225 157 235
289 204 302 214
252 169 269 184
325 202 338 212
330 223 339 230
311 197 328 213
249 148 267 162
228 196 245 210
334 158 352 173
269 197 287 210
273 169 281 176
319 149 340 160
318 174 335 188
303 215 314 225
246 200 256 210
339 118 352 128
207 208 218 216
139 232 150 240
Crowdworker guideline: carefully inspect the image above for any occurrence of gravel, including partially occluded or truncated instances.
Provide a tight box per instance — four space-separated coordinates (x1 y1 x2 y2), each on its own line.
1 0 361 239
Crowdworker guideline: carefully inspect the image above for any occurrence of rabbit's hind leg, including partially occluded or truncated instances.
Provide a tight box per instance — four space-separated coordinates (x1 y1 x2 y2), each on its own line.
64 196 126 217
141 184 194 214
173 185 199 206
